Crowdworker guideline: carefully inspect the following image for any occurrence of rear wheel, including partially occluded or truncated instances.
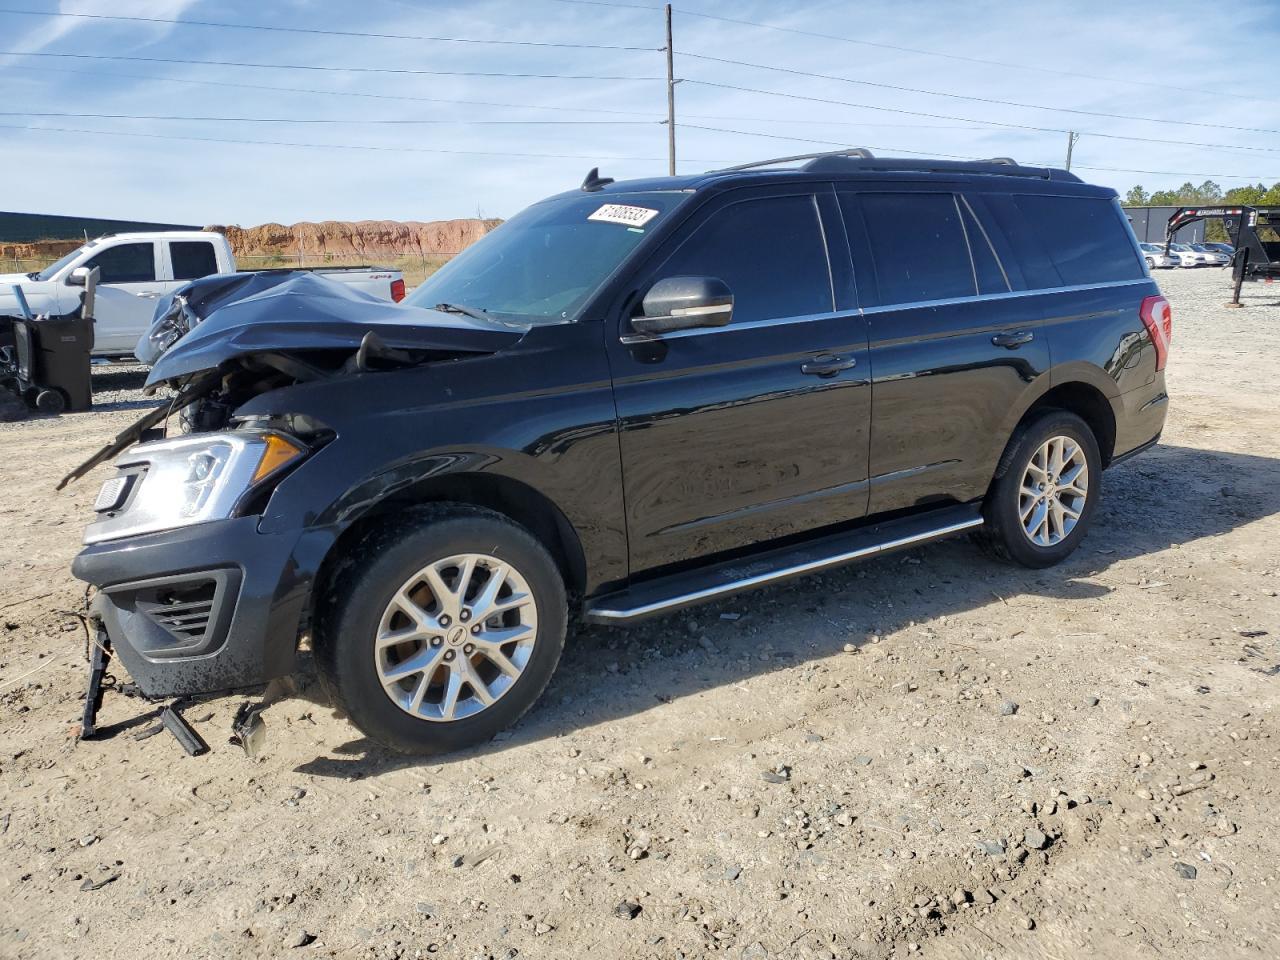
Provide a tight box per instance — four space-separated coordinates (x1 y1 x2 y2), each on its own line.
315 505 567 754
978 411 1101 568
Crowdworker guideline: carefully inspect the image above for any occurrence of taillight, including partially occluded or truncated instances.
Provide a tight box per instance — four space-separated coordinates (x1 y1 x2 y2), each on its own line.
1139 294 1172 372
390 278 406 302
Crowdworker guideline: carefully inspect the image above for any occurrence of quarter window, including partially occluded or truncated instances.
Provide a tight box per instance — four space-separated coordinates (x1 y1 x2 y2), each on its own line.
655 195 833 324
170 241 219 281
1012 195 1144 285
855 193 976 304
83 242 156 284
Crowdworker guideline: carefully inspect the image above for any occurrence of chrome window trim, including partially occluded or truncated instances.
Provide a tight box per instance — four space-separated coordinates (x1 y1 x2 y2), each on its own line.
620 309 844 344
620 278 1149 342
958 194 1012 292
859 277 1149 316
953 193 981 295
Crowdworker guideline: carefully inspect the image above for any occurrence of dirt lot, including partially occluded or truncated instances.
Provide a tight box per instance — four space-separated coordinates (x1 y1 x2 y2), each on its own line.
1 268 1277 960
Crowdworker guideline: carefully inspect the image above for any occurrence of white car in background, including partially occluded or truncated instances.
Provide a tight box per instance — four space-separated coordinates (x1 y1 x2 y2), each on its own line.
0 232 405 357
1188 242 1231 266
1167 242 1211 268
1139 242 1178 269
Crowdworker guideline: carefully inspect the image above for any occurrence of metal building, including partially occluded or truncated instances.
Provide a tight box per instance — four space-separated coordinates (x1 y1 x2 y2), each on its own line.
0 210 199 244
1122 206 1206 244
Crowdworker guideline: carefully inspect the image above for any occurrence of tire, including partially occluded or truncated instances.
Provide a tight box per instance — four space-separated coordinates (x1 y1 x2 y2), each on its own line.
314 504 567 754
977 410 1101 568
34 388 66 415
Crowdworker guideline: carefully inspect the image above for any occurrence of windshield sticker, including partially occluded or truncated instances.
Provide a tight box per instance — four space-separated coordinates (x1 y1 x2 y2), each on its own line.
588 204 660 227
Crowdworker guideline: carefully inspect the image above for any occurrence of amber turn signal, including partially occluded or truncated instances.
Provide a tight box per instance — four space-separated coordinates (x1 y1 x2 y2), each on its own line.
251 433 306 485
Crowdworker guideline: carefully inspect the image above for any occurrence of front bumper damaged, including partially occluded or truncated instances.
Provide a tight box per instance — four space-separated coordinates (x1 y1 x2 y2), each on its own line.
72 515 334 699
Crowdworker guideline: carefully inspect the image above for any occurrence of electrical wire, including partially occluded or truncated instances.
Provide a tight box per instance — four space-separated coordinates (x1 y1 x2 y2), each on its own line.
0 6 662 51
13 65 1007 131
0 121 731 163
678 123 1280 181
16 65 664 117
672 8 1274 105
679 52 1280 136
0 110 660 126
0 50 662 82
546 0 1273 105
683 80 1280 150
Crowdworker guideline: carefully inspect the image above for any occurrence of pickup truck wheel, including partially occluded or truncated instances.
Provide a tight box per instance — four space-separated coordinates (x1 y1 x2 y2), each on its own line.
315 505 567 755
979 411 1101 568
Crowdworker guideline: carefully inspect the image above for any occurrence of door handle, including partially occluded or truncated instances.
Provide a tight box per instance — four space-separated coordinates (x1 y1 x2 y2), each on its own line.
991 330 1034 349
137 291 160 299
801 354 857 377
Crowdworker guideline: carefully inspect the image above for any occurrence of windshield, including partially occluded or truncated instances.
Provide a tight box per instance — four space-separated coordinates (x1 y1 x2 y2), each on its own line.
1140 243 1159 251
32 244 90 280
403 191 689 323
1170 243 1190 251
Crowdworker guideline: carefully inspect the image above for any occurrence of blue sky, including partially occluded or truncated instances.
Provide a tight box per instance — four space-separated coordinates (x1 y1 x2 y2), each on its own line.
3 0 1279 226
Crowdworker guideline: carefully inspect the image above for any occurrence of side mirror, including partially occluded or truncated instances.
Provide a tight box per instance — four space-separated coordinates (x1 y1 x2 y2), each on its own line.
67 266 94 287
70 266 100 319
630 276 733 336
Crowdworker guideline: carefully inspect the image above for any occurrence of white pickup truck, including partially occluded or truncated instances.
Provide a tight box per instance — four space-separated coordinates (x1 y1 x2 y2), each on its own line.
0 231 405 357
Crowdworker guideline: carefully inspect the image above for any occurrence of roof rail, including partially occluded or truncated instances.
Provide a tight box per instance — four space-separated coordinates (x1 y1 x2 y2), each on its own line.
713 148 875 173
800 154 1076 181
709 150 1080 183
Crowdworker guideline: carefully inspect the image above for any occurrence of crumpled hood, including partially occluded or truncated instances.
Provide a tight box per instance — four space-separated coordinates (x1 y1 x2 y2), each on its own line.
144 272 525 387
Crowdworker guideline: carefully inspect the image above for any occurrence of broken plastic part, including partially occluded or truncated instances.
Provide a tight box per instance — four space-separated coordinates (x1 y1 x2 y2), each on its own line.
161 705 209 756
229 702 267 758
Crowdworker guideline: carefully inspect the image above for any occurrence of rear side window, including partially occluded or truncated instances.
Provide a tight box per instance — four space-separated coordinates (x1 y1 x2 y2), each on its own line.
656 194 832 324
171 241 219 281
959 199 1010 295
83 242 156 284
1012 195 1143 284
979 195 1061 290
855 193 976 304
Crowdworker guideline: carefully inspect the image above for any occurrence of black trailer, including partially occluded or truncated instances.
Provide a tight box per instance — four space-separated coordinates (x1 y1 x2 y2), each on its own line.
1166 205 1280 303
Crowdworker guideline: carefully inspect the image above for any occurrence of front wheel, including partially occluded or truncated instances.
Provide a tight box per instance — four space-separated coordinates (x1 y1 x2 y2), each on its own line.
314 505 567 754
978 411 1101 568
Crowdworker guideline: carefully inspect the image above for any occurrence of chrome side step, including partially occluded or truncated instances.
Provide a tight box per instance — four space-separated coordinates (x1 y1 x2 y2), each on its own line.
584 504 983 625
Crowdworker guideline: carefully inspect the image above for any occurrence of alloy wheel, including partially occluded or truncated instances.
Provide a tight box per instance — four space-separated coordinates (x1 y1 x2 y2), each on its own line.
1018 435 1089 547
374 553 538 722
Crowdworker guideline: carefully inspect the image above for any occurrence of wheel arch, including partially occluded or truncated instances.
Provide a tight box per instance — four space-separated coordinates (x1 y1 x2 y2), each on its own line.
316 471 589 605
1025 379 1118 467
991 377 1118 488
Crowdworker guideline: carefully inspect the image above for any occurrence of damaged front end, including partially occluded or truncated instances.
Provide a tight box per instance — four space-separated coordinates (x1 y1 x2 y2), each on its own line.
67 272 526 729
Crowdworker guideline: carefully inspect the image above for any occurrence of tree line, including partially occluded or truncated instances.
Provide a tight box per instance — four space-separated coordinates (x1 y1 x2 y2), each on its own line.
1122 180 1280 242
1123 179 1280 208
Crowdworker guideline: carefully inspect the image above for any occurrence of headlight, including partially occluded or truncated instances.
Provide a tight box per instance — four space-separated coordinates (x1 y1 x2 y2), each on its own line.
84 431 307 545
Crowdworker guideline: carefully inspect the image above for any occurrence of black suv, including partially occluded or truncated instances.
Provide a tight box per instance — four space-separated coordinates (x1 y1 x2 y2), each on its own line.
71 151 1171 753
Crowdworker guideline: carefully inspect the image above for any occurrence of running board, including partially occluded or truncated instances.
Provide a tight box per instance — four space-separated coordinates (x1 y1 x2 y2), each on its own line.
584 504 984 625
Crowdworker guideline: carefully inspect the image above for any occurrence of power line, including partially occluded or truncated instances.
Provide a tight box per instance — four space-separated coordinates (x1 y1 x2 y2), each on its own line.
0 110 660 126
548 0 1270 105
0 6 661 51
679 52 1280 136
0 50 662 82
678 123 1280 181
669 8 1272 106
16 65 1007 130
18 65 663 117
0 121 730 163
683 80 1280 153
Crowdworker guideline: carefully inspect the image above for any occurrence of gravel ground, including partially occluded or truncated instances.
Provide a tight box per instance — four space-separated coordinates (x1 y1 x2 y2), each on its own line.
1 267 1278 960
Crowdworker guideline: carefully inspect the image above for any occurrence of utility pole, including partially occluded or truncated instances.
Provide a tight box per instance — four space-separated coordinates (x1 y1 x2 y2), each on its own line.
665 3 676 176
1065 130 1080 171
